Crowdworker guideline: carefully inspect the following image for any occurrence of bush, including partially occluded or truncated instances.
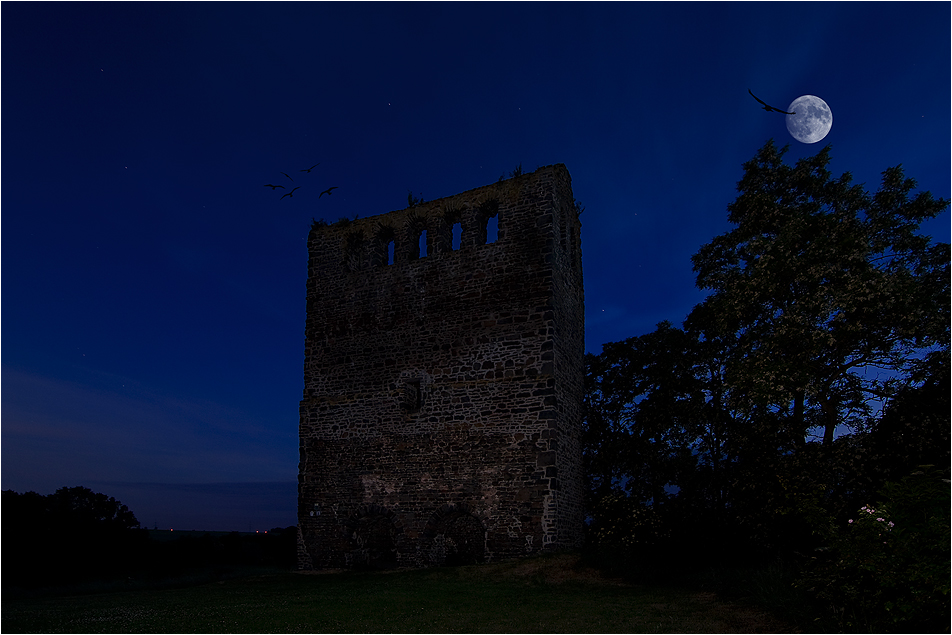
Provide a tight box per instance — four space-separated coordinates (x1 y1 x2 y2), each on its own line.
796 465 950 632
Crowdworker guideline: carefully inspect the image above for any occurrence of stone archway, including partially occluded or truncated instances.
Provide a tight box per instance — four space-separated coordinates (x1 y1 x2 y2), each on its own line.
443 513 486 565
344 504 399 569
424 503 486 566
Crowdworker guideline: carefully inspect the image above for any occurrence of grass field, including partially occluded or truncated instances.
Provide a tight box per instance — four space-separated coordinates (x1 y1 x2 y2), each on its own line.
2 554 796 633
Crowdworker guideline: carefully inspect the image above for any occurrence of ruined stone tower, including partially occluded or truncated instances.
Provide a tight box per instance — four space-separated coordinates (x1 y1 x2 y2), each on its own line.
298 164 584 569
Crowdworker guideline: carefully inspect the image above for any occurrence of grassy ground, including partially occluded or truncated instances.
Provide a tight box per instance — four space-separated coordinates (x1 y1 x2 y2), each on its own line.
2 554 796 633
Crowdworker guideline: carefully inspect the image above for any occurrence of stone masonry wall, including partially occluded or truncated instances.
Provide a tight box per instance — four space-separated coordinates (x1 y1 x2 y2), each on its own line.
298 164 584 569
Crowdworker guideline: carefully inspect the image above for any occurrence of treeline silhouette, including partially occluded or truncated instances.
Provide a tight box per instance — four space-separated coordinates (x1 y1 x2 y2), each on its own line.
2 486 296 592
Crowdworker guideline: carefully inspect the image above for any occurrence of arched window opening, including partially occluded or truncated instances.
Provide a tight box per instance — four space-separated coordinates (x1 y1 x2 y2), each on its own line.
475 199 500 246
418 229 428 258
452 222 462 250
486 215 499 244
387 240 395 265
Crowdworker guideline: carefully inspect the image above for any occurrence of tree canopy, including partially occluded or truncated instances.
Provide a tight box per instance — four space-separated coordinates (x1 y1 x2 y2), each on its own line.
583 140 950 568
690 140 949 444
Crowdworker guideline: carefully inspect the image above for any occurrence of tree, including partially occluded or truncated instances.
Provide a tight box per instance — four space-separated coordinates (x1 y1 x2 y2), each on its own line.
583 142 950 564
866 351 950 486
584 320 754 559
584 322 701 509
691 140 950 445
3 486 144 586
45 486 141 531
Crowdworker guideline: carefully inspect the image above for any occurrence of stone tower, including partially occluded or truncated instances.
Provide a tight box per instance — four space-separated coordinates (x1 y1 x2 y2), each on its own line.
297 164 584 569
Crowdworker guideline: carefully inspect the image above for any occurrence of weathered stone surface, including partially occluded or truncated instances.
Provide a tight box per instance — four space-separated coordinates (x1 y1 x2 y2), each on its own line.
298 164 584 569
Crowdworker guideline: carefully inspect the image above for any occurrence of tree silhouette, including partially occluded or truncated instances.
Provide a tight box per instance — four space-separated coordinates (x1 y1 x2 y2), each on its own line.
3 486 144 586
583 141 950 567
45 485 141 530
691 140 949 445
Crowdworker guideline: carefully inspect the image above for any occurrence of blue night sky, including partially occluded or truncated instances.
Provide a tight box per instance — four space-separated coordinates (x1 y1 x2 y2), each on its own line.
3 2 949 531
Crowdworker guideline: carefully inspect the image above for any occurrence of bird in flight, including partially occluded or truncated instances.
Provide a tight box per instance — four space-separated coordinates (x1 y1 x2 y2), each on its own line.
749 89 795 115
281 172 294 181
263 183 285 190
281 187 301 199
319 186 339 198
300 163 320 173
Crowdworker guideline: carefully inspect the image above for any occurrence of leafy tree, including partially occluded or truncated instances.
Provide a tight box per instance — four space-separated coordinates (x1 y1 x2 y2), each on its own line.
691 140 950 445
584 322 702 509
866 351 950 486
583 142 949 568
584 320 756 560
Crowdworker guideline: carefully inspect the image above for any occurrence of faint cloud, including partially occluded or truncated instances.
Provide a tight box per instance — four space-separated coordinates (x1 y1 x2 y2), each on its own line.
1 367 296 493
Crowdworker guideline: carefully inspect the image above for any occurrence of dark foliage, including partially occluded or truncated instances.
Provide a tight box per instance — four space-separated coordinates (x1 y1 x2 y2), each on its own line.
2 486 297 594
583 141 950 630
407 190 425 207
3 486 147 586
796 466 950 632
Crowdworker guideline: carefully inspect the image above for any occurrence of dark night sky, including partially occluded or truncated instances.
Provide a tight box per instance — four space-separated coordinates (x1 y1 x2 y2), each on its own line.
3 2 949 531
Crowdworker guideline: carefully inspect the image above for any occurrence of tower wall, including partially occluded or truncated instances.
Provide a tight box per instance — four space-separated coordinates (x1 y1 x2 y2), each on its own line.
298 164 583 568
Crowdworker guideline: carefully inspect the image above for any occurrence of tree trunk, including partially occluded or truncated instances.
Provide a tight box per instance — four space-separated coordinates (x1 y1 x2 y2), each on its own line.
820 396 837 445
792 391 806 448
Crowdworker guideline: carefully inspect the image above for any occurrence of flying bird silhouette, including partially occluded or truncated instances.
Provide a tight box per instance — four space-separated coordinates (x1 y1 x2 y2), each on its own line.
748 89 795 115
281 172 294 182
300 163 320 173
281 187 301 200
263 183 285 190
319 186 339 198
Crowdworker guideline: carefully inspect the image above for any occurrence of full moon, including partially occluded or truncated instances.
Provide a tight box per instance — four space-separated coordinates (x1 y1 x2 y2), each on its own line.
785 95 833 143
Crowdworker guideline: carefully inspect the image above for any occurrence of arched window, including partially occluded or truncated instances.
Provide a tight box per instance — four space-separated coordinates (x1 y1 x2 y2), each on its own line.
418 229 428 258
374 227 396 267
452 222 462 250
475 199 500 246
486 215 498 243
409 223 427 260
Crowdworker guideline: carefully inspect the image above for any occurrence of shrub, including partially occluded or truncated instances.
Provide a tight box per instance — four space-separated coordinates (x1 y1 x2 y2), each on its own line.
796 465 950 632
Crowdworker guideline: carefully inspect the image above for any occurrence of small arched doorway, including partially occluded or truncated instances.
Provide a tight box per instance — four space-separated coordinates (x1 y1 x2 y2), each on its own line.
346 504 399 569
424 504 486 566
